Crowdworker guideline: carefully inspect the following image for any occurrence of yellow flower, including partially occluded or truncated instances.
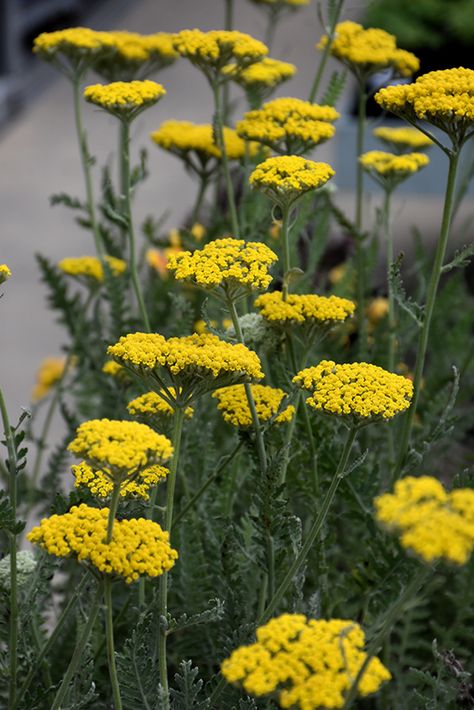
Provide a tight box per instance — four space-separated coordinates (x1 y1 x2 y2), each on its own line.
102 360 130 383
255 291 355 328
146 247 182 278
33 27 115 73
93 31 177 81
167 237 278 300
318 21 419 79
327 263 347 285
373 127 433 152
237 97 338 154
127 390 194 420
359 151 429 190
172 29 268 76
374 477 474 565
293 360 413 422
58 255 126 282
27 504 178 583
366 297 389 325
190 222 206 241
213 384 294 427
225 57 296 95
32 357 68 402
194 318 232 334
84 80 166 119
250 155 335 207
72 461 169 500
0 264 12 284
222 613 391 708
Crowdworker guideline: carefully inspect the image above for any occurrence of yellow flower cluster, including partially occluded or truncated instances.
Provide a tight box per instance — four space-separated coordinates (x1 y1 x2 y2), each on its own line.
255 291 355 326
102 360 129 381
373 127 433 151
172 30 268 73
151 121 255 161
318 21 419 78
222 613 391 708
0 264 12 284
194 318 232 334
32 357 67 402
68 418 173 473
375 68 474 138
127 390 194 419
250 156 335 205
108 332 264 384
226 58 296 90
251 0 309 6
27 504 178 583
167 237 278 295
33 27 115 58
72 461 169 500
93 31 177 80
58 255 127 282
359 151 429 182
293 360 413 421
213 384 295 427
237 97 339 153
84 80 166 115
374 477 474 565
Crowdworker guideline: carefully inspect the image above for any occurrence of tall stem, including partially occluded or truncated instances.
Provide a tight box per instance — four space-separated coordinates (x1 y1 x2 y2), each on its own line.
121 120 151 332
104 577 123 710
393 151 460 480
212 81 240 237
190 173 209 226
281 204 291 300
158 406 185 708
384 190 395 372
355 85 368 359
106 481 122 543
223 0 234 122
308 0 345 103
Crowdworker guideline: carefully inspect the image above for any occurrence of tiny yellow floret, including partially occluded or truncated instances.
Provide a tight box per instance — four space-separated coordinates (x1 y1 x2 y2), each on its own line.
127 390 194 420
213 384 294 427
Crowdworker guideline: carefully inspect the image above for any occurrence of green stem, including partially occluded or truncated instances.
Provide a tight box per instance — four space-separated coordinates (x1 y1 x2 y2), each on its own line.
393 151 460 480
223 0 234 122
51 584 102 710
0 389 18 708
308 0 345 103
384 190 396 373
281 204 291 300
157 406 185 708
106 481 122 544
121 120 151 332
355 85 368 359
343 566 431 709
191 173 209 226
212 81 240 237
104 577 123 710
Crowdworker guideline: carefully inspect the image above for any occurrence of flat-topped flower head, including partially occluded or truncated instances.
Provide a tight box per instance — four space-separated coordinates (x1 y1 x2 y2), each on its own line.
58 255 126 283
293 360 413 424
172 30 268 79
0 264 12 285
213 384 294 428
250 0 309 5
225 58 296 103
167 237 278 301
33 27 115 76
127 390 194 421
373 126 433 153
32 357 68 402
108 331 264 403
359 151 429 191
222 613 391 708
250 155 335 207
374 477 474 565
68 418 173 476
255 291 355 331
93 31 177 81
237 97 339 154
375 68 474 149
84 80 166 120
318 21 419 81
27 504 178 583
72 461 169 500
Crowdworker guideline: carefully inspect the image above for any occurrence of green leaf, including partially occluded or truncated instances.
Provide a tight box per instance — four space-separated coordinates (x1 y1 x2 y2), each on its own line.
0 490 25 534
389 254 424 327
170 660 210 709
320 70 347 107
441 243 474 274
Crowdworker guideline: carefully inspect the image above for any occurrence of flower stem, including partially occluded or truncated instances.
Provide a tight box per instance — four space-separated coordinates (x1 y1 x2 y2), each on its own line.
106 481 122 544
384 189 395 372
308 0 345 103
104 577 123 710
281 203 291 300
51 584 102 710
393 151 460 480
355 85 368 359
212 81 240 237
191 173 209 226
121 120 151 332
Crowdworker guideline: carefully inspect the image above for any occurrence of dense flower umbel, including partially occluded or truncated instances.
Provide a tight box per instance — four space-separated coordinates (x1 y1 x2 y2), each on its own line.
172 30 268 76
32 357 67 402
221 614 391 708
72 461 169 500
318 21 419 80
167 237 278 299
33 27 115 73
93 31 177 81
373 127 433 152
374 477 474 565
225 57 296 95
127 390 194 420
237 97 339 154
27 504 178 583
58 255 127 282
84 80 166 119
0 264 12 284
255 291 355 327
68 419 173 474
250 156 335 207
375 68 474 147
359 151 429 191
293 360 413 422
213 384 295 427
151 121 257 163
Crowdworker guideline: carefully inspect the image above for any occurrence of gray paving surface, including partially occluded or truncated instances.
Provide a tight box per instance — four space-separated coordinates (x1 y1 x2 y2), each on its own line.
1 0 472 420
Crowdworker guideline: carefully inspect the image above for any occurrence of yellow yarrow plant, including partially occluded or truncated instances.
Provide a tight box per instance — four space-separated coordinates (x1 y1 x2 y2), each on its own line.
84 80 166 120
0 264 12 285
359 151 429 191
374 476 474 565
31 357 68 402
72 461 169 500
93 30 177 82
33 27 115 76
224 57 296 103
58 255 127 283
373 126 433 153
255 291 355 329
250 155 335 207
127 390 194 421
213 384 295 428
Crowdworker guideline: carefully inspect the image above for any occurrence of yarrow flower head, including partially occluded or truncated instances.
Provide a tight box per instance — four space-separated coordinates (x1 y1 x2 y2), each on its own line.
221 613 391 708
93 31 177 82
72 461 169 500
33 27 115 76
107 332 264 403
359 151 429 191
374 476 474 565
318 21 419 81
375 68 474 150
373 126 433 153
237 97 339 154
84 80 166 120
255 291 355 332
213 384 295 428
28 504 178 583
167 237 278 301
32 357 68 402
127 390 194 422
225 58 296 103
293 360 413 424
58 255 127 283
0 264 12 285
250 155 335 207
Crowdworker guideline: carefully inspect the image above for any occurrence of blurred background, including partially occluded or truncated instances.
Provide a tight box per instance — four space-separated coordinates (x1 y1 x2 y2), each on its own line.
1 0 473 417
